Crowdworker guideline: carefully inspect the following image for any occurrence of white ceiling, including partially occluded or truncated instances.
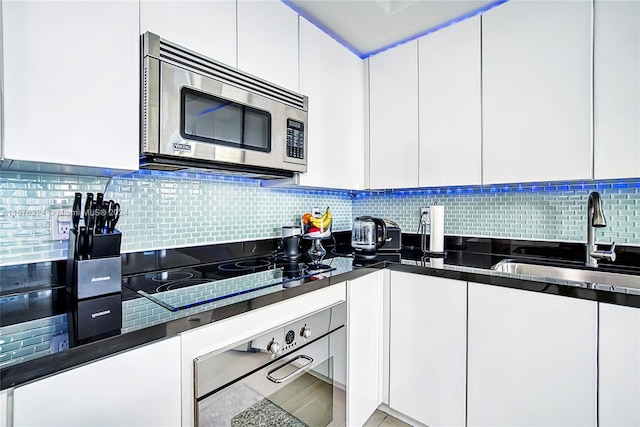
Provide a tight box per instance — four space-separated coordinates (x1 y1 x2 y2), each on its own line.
285 0 503 57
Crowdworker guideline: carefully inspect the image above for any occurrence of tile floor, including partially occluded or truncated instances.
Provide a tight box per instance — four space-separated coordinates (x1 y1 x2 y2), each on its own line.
363 410 413 427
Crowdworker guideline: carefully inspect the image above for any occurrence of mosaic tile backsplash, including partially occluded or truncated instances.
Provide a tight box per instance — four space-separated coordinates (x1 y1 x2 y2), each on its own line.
1 171 640 266
354 181 640 246
0 171 352 266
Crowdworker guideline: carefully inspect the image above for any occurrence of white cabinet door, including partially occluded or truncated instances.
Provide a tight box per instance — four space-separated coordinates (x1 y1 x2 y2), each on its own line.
237 0 299 92
2 0 139 171
482 0 592 184
418 15 481 187
140 0 236 67
389 271 467 427
594 0 640 179
599 303 640 427
368 41 418 189
13 337 181 427
0 389 8 427
347 270 384 427
299 18 365 190
468 283 597 426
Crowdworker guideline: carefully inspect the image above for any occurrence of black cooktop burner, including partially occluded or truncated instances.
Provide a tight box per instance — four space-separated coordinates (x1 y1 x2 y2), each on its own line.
123 255 282 296
218 259 273 272
151 271 194 282
155 278 216 293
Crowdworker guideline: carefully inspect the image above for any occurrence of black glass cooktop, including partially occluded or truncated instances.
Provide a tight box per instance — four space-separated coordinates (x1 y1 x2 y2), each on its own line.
122 255 337 312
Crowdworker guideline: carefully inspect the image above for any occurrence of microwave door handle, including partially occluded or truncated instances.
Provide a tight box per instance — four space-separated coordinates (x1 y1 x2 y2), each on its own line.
266 355 313 384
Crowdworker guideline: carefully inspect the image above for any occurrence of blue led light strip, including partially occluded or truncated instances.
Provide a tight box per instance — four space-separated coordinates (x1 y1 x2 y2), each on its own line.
352 178 640 199
281 0 509 59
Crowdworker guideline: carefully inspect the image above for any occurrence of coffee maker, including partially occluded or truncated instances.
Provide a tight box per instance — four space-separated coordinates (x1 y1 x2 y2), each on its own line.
351 216 387 260
281 226 301 260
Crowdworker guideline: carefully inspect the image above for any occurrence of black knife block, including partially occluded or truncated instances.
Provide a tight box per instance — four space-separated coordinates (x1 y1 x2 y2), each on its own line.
67 229 123 300
68 293 123 344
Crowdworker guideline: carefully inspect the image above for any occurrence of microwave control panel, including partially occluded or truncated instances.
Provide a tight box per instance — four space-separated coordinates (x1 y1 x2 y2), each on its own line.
286 119 305 160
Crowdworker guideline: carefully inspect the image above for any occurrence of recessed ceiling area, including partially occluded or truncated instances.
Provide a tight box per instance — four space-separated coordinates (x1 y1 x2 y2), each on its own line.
284 0 506 58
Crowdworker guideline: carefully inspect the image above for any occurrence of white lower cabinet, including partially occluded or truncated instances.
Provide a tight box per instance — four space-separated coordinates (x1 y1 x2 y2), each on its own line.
0 389 8 427
12 337 181 427
388 271 467 427
347 270 384 426
598 303 640 426
467 283 597 427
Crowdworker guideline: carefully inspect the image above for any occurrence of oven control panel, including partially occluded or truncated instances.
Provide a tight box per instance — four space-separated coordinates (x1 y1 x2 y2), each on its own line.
286 119 305 160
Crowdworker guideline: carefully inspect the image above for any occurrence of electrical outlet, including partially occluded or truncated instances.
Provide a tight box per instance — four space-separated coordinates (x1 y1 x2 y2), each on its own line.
420 207 431 224
51 333 69 353
51 208 72 240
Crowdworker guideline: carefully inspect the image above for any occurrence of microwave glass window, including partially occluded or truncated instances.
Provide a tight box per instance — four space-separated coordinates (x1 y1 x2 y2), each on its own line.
243 109 269 151
181 88 271 152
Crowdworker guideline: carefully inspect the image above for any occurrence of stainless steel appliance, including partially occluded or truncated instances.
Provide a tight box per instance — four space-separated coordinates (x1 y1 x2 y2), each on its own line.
379 219 401 252
281 225 301 260
194 303 346 426
141 32 308 178
351 216 388 260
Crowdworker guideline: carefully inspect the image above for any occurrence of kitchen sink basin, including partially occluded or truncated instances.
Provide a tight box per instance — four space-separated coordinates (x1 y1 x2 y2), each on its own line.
491 259 640 290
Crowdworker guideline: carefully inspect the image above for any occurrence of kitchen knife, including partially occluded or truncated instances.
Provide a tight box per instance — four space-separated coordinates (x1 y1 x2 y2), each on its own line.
72 192 82 232
105 200 115 233
86 200 96 233
83 193 93 227
77 226 87 260
85 225 93 259
110 203 121 233
94 193 105 234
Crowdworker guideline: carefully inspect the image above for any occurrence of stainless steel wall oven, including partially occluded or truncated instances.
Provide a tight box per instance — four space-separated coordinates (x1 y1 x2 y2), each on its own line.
194 303 346 427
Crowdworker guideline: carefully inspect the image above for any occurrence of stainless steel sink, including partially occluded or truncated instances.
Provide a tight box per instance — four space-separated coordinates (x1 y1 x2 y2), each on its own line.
491 259 640 290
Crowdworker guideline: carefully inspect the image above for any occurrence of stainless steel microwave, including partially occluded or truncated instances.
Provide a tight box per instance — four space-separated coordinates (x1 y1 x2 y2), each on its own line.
140 32 308 178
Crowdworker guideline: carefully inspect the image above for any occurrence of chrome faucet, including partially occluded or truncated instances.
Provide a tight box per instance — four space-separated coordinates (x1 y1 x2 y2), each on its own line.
586 191 616 267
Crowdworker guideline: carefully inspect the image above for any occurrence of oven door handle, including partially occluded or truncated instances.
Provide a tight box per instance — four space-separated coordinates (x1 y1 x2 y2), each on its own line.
266 355 313 384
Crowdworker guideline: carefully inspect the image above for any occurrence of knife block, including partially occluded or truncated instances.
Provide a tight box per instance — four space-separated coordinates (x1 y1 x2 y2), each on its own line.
67 229 123 300
68 293 123 344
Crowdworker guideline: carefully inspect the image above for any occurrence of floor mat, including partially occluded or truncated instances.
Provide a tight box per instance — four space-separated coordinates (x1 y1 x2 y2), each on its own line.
231 398 309 427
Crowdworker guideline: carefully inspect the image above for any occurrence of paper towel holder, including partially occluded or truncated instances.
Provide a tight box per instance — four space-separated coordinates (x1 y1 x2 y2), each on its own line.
417 203 447 258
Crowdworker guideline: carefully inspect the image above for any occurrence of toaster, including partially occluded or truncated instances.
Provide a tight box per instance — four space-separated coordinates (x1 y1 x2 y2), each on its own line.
379 219 402 252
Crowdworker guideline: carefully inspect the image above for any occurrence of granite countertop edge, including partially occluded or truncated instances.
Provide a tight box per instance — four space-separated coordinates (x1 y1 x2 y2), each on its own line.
2 258 639 391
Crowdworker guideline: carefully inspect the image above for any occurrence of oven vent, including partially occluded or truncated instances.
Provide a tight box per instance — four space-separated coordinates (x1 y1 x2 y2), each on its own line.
146 33 307 111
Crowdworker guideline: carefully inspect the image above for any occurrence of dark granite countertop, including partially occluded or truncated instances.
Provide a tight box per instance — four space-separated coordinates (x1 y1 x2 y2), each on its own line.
2 233 639 391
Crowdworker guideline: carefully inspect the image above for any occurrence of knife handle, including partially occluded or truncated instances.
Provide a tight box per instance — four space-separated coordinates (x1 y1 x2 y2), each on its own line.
72 193 82 232
77 226 87 260
85 227 93 259
87 200 96 232
106 200 115 233
94 201 104 234
83 193 94 227
111 203 121 233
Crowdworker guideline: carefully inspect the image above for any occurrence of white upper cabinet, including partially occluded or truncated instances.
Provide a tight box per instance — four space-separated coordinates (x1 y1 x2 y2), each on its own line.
482 0 592 184
598 303 640 427
237 0 299 92
2 0 140 171
468 283 597 427
299 18 365 190
368 41 419 189
140 0 236 67
418 16 481 187
594 0 640 179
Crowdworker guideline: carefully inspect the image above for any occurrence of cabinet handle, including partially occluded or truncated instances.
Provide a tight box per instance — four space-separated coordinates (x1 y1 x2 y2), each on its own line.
266 355 313 384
